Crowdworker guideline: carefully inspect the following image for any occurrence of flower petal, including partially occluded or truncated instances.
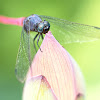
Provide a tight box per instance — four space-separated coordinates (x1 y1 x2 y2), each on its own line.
23 75 58 100
27 31 85 100
69 54 85 97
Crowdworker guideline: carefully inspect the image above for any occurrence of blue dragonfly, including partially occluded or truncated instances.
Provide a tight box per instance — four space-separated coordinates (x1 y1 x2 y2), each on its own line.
15 14 100 83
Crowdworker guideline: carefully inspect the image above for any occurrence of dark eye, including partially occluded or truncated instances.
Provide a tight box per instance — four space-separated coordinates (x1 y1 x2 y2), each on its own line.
44 21 50 27
43 21 50 33
38 23 44 33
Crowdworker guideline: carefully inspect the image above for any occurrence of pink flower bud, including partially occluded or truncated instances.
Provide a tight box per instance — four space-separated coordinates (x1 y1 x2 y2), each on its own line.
24 31 85 100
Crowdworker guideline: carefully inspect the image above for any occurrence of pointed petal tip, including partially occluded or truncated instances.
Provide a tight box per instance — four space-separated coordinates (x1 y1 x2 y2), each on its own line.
23 75 58 100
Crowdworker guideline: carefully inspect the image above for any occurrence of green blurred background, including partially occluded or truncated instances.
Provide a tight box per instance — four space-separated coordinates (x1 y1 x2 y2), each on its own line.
0 0 100 100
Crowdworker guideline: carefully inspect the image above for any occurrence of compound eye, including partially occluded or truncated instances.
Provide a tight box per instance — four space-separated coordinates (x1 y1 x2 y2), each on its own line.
43 21 50 33
44 21 50 27
38 23 44 33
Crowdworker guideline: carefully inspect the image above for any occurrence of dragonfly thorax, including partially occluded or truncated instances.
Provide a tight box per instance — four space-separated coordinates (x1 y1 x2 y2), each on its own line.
23 14 50 34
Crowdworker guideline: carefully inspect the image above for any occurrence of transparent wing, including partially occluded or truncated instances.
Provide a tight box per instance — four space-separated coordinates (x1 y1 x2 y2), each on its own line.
15 25 42 83
39 15 100 45
15 27 30 82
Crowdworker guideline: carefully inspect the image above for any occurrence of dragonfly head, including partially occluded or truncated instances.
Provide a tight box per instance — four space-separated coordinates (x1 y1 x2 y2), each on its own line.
43 20 50 34
38 21 50 34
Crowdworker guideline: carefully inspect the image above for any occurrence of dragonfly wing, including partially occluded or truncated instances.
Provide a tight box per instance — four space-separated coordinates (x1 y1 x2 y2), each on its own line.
15 27 32 83
39 15 100 44
15 26 40 83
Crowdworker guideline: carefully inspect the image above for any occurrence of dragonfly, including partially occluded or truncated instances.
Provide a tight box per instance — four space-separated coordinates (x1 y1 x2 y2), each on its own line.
13 14 100 83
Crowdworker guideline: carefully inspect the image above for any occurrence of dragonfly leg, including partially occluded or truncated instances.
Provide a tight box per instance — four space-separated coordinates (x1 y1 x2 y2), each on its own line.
37 34 42 52
33 33 39 52
40 33 44 40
